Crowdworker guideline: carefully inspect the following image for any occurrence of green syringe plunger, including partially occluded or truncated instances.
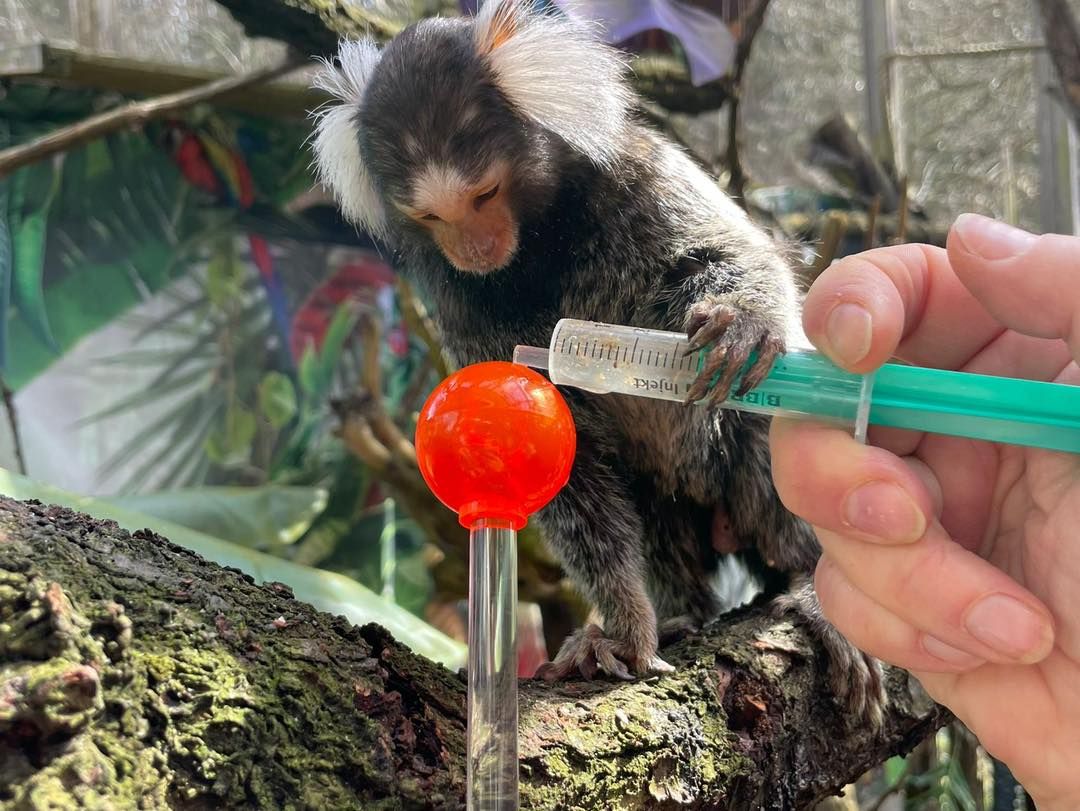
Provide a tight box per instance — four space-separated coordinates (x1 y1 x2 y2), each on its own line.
511 318 1080 455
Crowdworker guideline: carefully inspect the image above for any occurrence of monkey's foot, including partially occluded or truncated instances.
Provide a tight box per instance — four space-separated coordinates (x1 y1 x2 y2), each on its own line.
535 624 675 682
683 297 786 404
772 585 887 731
657 615 701 646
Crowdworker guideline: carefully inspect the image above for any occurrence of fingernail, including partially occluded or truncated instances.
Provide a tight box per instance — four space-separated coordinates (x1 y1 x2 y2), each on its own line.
952 213 1037 261
843 481 926 543
964 594 1053 662
922 634 984 667
824 302 872 367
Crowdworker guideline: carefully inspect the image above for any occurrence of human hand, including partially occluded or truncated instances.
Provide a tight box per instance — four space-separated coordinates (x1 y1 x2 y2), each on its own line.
769 213 1080 809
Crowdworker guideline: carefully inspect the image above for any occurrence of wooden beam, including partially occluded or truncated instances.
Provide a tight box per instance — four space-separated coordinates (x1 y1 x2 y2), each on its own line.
0 43 330 120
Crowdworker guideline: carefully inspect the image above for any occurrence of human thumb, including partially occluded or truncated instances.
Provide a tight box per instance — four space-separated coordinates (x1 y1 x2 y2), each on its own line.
947 213 1080 358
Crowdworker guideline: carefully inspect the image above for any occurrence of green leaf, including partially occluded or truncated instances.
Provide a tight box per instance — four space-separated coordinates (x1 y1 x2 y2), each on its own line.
0 142 11 371
205 404 257 466
883 756 907 787
206 239 244 310
84 139 113 179
258 371 297 429
0 469 465 670
310 302 361 399
945 758 977 811
10 158 63 353
297 343 320 396
111 485 328 549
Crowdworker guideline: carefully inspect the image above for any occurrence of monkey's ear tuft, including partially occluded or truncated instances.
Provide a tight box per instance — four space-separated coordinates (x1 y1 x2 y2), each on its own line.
475 0 521 54
473 0 632 170
309 39 389 240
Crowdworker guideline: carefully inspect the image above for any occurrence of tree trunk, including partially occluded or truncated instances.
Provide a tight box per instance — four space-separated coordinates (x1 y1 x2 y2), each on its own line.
1 496 947 810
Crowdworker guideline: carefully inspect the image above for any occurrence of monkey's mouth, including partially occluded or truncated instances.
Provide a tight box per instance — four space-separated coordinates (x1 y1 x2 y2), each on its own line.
445 231 519 275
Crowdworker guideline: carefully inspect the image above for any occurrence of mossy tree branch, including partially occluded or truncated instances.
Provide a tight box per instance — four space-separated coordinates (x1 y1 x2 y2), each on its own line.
1 496 947 810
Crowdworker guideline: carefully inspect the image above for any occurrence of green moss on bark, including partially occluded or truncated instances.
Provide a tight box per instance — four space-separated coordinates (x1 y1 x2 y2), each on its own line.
0 499 466 810
0 496 946 810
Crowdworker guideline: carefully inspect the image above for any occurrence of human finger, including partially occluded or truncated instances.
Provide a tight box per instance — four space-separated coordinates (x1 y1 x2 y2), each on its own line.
813 555 986 672
801 243 1003 374
770 417 938 544
948 214 1080 361
818 523 1055 665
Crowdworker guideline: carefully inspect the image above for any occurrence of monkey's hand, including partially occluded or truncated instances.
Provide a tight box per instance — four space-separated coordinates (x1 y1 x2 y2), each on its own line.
683 295 786 405
772 576 888 731
535 623 675 682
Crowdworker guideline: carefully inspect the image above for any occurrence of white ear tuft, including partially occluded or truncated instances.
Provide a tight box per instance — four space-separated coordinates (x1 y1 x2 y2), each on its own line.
474 0 632 169
309 39 389 240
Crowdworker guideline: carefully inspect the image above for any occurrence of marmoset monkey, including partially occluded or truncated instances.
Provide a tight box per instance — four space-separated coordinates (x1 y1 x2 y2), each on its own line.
311 0 886 724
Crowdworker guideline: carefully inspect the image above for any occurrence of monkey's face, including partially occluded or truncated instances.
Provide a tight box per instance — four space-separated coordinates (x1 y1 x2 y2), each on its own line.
312 5 630 273
393 158 519 274
356 19 564 276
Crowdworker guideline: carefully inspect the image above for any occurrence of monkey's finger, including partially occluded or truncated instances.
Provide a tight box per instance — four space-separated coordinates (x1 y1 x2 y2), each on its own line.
707 345 746 404
735 334 784 397
814 554 986 673
595 643 633 681
685 345 730 403
682 302 734 349
816 523 1054 666
801 242 1002 375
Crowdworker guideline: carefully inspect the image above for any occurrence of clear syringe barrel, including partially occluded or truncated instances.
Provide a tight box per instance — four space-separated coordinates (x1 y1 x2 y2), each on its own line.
514 318 872 432
466 518 519 810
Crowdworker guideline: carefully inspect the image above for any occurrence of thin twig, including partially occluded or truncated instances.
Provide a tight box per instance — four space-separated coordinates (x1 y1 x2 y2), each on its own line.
0 377 26 475
0 55 305 178
722 0 773 203
865 194 881 251
357 313 416 465
894 176 910 244
810 211 846 280
395 278 452 380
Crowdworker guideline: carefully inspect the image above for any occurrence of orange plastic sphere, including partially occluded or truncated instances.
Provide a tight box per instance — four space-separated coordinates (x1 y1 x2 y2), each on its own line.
415 361 577 530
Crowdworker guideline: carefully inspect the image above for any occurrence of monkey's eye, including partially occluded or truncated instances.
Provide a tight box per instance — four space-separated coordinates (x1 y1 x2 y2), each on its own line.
421 213 441 222
474 184 500 208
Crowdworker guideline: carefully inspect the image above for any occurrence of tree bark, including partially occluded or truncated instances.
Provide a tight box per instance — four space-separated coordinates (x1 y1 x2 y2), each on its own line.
1 496 947 810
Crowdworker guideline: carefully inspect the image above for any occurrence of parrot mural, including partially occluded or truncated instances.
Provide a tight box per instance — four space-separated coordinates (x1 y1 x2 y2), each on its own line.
289 251 407 363
161 118 293 365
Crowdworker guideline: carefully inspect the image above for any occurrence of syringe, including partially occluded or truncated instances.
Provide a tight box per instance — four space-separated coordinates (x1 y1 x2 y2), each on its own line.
512 318 1080 454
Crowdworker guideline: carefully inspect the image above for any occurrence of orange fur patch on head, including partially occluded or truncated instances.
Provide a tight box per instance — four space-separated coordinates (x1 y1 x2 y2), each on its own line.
475 0 520 54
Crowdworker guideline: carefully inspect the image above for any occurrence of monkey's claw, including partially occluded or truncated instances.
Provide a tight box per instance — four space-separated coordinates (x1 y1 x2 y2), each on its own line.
535 624 674 683
683 298 785 405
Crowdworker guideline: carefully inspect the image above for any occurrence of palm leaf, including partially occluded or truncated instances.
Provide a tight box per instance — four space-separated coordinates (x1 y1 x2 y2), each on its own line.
0 123 11 372
10 158 63 353
112 393 224 493
74 357 216 427
111 486 329 550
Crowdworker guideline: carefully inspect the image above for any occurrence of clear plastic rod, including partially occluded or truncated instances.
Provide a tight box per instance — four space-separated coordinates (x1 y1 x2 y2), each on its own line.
467 518 519 810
